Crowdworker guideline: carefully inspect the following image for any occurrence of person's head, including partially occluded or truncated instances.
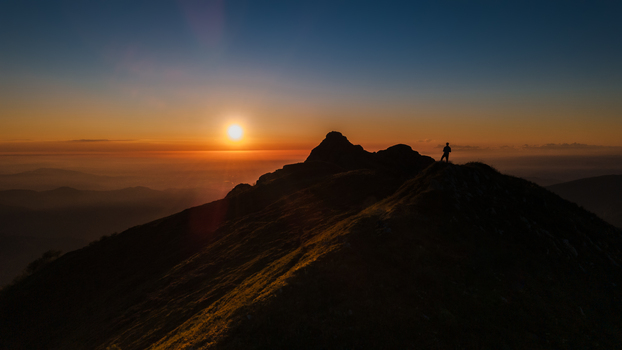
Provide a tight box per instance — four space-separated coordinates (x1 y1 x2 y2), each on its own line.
446 142 449 145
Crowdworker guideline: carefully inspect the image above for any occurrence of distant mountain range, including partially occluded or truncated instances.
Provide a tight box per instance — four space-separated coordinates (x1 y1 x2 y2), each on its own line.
1 132 620 349
0 186 209 287
547 175 622 228
0 168 131 191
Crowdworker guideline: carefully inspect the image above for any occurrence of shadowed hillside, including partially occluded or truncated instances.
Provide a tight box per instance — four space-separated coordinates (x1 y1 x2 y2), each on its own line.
547 175 622 228
0 187 208 287
1 132 621 350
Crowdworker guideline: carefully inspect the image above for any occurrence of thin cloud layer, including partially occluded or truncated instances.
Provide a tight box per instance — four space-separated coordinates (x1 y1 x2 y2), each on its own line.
68 139 111 142
67 139 136 143
521 143 615 150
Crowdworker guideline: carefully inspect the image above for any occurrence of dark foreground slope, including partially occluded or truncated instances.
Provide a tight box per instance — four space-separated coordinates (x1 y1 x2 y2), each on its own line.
547 175 622 228
1 133 621 350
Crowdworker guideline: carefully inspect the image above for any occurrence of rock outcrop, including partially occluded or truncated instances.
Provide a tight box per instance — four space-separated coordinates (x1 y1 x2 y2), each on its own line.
305 131 434 176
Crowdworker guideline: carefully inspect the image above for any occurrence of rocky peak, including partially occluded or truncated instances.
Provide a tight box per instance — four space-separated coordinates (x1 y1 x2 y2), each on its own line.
305 132 369 168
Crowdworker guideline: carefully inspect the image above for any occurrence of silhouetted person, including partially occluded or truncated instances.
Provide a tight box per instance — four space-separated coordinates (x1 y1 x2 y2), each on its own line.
440 142 451 163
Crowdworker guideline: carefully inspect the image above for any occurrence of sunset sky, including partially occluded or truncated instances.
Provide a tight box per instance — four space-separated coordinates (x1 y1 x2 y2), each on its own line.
1 0 621 154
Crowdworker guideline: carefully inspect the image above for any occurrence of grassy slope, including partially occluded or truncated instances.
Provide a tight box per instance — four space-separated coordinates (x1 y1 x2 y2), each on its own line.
211 162 622 349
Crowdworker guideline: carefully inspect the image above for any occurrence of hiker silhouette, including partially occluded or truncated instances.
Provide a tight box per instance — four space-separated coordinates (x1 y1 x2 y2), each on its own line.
440 142 451 163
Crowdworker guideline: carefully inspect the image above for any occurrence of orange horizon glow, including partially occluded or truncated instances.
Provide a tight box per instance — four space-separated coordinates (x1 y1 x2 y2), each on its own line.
2 1 621 168
2 108 621 153
1 138 620 159
3 81 622 152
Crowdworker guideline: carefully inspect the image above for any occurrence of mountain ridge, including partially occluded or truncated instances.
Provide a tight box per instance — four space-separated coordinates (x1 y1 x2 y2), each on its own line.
1 132 621 349
547 174 622 228
0 168 127 191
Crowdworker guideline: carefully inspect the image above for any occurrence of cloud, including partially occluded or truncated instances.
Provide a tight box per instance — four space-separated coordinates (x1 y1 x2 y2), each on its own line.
417 139 434 143
521 143 612 150
428 143 622 153
68 139 111 143
66 139 135 143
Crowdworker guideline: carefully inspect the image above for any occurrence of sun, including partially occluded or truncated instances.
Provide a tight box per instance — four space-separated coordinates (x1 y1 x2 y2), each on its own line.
227 124 244 141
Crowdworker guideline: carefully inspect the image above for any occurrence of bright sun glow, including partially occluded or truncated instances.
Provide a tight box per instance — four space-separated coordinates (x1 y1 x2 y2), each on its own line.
227 124 244 141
